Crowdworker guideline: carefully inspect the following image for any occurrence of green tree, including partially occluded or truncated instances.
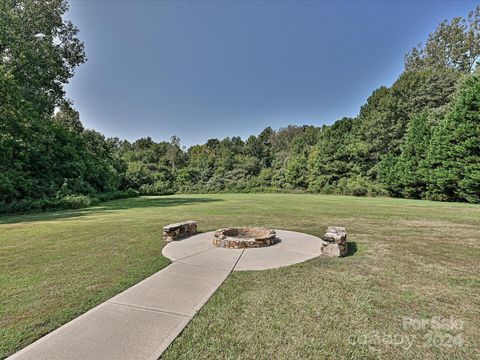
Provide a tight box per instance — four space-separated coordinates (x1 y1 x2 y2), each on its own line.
425 74 480 203
353 68 460 182
405 6 480 73
308 118 357 193
284 135 313 189
0 0 88 206
53 100 84 133
1 0 86 112
166 135 184 171
380 111 437 198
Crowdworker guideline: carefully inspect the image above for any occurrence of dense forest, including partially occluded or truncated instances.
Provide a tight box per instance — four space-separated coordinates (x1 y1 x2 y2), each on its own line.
1 0 479 213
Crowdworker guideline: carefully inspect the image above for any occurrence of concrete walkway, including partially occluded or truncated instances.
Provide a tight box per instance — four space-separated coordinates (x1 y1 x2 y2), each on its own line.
9 230 323 360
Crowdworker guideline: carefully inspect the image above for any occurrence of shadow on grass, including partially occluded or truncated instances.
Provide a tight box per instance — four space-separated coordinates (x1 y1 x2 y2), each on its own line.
0 196 223 225
98 197 222 211
345 241 358 257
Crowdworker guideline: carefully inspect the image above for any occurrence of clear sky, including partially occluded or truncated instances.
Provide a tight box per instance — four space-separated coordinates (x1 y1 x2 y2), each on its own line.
65 0 476 147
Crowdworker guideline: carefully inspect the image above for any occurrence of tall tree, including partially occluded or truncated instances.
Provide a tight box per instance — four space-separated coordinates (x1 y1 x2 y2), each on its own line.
353 68 460 181
380 111 437 199
0 1 112 207
53 100 84 133
425 73 480 203
1 0 86 113
308 118 358 192
405 6 480 73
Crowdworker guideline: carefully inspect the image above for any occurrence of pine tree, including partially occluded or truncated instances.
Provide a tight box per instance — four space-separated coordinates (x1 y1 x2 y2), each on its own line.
394 111 436 199
426 74 480 203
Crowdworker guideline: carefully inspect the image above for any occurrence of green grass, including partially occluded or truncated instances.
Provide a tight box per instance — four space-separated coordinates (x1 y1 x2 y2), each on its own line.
1 194 479 359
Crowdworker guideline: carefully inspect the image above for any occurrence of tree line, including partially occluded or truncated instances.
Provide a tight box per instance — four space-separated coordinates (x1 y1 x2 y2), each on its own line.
1 1 479 213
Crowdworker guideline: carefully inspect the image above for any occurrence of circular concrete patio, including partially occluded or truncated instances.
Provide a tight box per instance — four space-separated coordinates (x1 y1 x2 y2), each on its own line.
162 229 324 271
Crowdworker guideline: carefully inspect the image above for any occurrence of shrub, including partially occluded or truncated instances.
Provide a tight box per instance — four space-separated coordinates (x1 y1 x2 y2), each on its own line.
0 189 141 215
205 175 225 193
59 195 92 209
95 189 139 202
139 181 174 195
57 178 96 197
0 198 63 213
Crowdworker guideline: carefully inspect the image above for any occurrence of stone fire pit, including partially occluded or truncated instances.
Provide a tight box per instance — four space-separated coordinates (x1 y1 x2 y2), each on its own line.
213 227 277 249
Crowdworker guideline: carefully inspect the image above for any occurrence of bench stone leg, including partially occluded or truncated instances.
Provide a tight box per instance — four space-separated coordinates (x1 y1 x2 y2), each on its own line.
321 226 347 257
163 222 197 242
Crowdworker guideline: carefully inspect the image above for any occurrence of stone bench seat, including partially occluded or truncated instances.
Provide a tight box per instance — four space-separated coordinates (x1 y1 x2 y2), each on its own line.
320 226 347 257
163 221 197 242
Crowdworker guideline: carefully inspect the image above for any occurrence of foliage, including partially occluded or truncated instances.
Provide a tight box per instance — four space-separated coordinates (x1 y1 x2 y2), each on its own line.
0 190 138 214
0 0 121 210
405 6 480 73
379 110 436 198
308 118 358 193
425 74 480 203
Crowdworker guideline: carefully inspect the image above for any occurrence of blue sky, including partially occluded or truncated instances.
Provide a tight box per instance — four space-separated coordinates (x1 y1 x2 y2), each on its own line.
65 0 476 147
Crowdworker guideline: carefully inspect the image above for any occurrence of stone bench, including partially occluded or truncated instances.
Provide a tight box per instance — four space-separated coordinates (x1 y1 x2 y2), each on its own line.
163 221 197 242
320 226 347 257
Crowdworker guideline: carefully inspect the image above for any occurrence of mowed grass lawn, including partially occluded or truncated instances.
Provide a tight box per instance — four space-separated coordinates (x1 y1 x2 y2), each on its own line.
0 194 479 359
